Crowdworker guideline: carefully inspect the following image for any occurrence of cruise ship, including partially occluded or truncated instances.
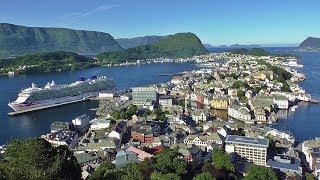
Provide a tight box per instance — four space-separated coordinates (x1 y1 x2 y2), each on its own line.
8 76 115 112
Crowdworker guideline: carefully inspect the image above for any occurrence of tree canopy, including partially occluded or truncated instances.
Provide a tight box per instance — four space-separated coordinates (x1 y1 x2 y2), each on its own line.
193 172 216 180
0 138 81 180
212 148 234 173
244 165 277 180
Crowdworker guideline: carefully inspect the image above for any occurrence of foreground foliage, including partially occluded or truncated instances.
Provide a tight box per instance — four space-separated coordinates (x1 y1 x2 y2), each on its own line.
0 138 81 180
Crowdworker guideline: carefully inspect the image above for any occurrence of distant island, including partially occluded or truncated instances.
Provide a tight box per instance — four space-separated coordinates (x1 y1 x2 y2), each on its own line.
0 23 123 58
230 48 298 58
0 51 96 74
116 35 164 49
299 37 320 51
97 32 208 64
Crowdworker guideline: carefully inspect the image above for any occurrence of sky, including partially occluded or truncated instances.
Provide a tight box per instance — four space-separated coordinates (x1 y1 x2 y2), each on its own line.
0 0 319 46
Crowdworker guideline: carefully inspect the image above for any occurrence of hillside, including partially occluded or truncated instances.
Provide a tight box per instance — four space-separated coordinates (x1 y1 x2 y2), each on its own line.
98 32 208 63
299 37 320 50
230 48 297 58
116 35 164 49
0 23 122 58
0 51 97 74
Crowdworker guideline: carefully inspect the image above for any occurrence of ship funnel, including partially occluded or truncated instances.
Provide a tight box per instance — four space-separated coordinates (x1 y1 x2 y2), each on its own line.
51 81 55 86
80 76 85 81
31 83 36 88
91 75 97 80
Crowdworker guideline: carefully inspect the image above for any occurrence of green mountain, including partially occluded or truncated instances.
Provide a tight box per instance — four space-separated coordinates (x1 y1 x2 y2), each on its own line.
299 37 320 50
230 48 297 58
0 51 97 74
116 35 164 49
0 23 122 58
98 32 208 63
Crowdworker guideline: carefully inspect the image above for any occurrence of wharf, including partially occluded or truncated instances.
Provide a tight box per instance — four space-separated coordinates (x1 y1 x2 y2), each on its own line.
7 98 90 116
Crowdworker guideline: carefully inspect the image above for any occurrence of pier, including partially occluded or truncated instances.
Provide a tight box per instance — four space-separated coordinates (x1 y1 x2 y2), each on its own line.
310 99 320 104
158 72 186 76
7 98 90 116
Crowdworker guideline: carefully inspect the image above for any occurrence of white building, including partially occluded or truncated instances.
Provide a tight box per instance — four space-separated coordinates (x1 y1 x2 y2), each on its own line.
225 135 269 166
302 139 320 178
228 105 251 122
159 95 173 108
72 114 91 134
98 92 114 99
42 131 78 149
90 118 111 131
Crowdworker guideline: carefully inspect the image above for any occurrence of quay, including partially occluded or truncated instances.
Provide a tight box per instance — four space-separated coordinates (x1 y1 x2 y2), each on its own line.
7 98 90 116
158 72 186 76
310 99 320 104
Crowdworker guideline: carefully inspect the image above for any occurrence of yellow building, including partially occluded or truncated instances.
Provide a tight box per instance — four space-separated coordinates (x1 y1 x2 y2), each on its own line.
252 71 274 81
211 97 229 110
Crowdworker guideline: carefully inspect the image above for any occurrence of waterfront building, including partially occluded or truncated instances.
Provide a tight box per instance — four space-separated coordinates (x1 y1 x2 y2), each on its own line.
228 105 251 122
225 135 269 166
90 118 111 131
42 130 78 149
132 87 157 106
72 114 91 134
50 121 74 133
211 97 229 110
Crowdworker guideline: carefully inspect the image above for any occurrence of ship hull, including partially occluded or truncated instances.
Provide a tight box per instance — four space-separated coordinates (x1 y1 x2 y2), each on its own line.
8 92 99 112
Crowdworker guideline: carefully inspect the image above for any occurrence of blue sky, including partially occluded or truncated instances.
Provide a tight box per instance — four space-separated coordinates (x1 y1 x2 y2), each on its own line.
0 0 319 45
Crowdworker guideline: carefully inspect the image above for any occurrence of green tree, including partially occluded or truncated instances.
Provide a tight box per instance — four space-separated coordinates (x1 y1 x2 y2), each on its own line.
193 172 216 180
244 165 277 180
305 172 316 180
212 148 234 172
121 163 144 180
151 171 181 180
90 161 123 180
155 148 187 175
0 138 81 180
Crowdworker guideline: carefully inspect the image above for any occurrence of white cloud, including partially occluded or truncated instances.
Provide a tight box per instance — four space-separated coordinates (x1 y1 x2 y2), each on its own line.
55 5 118 27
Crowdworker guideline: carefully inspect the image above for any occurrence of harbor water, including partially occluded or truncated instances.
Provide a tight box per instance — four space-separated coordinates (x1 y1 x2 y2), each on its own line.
0 48 320 144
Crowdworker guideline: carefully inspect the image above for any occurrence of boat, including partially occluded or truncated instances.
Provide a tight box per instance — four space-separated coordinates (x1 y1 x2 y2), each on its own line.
8 76 115 112
289 106 296 112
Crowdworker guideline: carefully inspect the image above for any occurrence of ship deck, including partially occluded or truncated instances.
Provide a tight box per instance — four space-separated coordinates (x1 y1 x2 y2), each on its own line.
7 98 90 116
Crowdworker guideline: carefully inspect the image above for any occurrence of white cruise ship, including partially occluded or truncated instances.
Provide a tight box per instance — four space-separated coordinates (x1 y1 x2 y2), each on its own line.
8 76 115 112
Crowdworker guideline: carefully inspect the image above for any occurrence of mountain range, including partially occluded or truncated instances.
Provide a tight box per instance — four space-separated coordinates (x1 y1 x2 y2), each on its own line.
116 35 164 49
299 37 320 50
0 23 124 58
97 32 208 63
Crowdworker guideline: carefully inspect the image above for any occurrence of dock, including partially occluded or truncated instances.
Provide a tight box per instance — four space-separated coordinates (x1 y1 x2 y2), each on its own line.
7 98 91 116
310 99 320 104
158 72 186 76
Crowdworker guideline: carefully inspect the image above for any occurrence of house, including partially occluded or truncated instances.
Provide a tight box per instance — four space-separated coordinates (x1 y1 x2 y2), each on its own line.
211 97 229 110
75 152 102 167
183 133 223 152
131 121 161 143
50 121 74 133
159 95 173 108
115 150 139 167
302 139 320 177
85 138 119 151
90 118 111 131
108 121 127 141
253 107 267 122
228 105 251 122
42 130 78 149
267 155 301 175
176 144 202 169
126 146 154 161
72 114 91 134
191 110 207 124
